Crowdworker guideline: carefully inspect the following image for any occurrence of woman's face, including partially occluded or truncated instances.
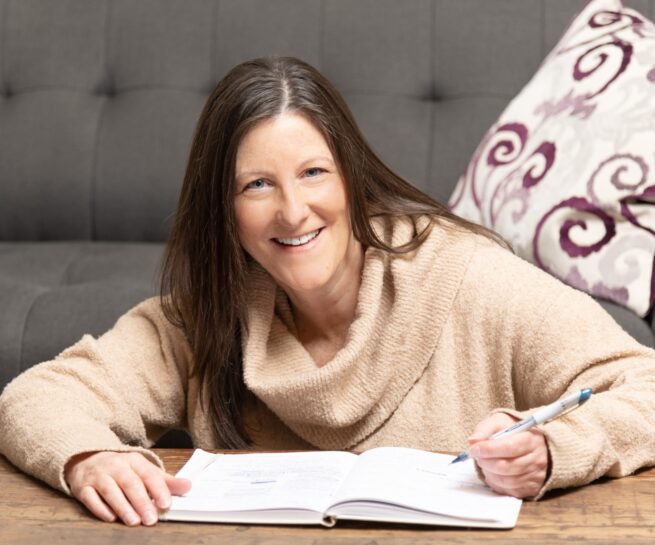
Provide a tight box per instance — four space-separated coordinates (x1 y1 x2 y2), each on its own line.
233 112 359 294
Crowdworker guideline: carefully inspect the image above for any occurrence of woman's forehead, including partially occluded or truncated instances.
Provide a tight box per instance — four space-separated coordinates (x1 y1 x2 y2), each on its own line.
235 113 334 173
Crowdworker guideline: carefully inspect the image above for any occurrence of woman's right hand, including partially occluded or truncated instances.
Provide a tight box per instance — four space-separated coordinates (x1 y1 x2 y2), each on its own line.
64 450 192 526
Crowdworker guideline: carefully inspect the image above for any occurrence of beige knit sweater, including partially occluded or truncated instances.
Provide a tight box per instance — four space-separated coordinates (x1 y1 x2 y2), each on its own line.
2 215 655 501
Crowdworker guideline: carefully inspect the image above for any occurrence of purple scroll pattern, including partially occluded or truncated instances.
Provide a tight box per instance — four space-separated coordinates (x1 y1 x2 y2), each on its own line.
449 0 655 316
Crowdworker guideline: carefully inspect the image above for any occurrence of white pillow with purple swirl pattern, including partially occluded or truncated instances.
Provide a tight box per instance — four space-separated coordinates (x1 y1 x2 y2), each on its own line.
449 0 655 317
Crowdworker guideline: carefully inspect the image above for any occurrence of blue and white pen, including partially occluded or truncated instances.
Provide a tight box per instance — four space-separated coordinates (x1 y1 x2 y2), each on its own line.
450 388 593 465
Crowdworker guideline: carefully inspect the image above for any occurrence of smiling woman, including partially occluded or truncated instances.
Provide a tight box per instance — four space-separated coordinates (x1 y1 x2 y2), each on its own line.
233 113 365 359
2 56 655 528
158 55 507 452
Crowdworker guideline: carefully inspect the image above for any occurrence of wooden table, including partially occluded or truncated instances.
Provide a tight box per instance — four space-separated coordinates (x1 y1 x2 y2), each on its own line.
2 449 655 545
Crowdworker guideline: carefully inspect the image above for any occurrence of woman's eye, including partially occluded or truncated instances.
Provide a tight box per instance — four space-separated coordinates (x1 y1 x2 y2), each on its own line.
245 179 267 190
305 167 324 177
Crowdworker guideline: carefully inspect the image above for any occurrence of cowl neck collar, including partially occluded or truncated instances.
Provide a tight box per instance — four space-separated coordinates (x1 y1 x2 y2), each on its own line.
242 215 475 450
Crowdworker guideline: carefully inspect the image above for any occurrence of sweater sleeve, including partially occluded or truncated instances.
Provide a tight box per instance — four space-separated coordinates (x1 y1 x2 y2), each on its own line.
0 296 191 496
506 277 655 500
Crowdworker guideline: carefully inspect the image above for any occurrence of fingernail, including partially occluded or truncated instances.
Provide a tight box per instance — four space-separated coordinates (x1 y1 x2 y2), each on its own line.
143 510 157 526
470 446 480 458
126 513 140 526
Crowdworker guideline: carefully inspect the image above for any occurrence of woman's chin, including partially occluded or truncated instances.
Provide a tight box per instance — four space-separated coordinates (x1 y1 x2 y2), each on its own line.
276 273 330 294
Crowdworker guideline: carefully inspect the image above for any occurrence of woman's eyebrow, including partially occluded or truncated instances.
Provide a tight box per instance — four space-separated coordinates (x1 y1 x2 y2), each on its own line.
298 156 334 167
236 156 335 180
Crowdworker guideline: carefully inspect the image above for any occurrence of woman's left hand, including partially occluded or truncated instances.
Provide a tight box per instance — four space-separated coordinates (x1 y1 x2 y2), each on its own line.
467 412 550 499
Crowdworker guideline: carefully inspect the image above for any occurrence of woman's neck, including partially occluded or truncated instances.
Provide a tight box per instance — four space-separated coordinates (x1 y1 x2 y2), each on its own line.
284 239 365 347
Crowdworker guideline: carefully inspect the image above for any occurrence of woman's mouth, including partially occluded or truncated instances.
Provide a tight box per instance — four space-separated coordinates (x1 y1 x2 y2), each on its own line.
273 227 324 249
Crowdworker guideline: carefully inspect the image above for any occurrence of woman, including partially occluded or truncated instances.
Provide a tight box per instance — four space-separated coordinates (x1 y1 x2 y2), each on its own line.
1 56 655 528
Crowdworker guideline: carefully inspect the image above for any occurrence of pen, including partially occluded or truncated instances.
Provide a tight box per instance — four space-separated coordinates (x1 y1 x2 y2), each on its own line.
450 388 593 465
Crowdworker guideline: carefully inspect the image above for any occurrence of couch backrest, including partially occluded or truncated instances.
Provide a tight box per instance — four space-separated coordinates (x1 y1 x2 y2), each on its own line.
1 0 653 242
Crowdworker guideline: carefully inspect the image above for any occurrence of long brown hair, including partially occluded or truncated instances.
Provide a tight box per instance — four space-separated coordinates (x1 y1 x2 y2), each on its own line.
158 56 510 449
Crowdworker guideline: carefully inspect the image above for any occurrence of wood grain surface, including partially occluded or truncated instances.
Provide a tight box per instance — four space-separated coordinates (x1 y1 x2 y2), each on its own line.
2 448 655 545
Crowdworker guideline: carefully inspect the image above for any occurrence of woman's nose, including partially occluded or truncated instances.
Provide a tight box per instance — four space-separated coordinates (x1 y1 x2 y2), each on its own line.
276 184 309 227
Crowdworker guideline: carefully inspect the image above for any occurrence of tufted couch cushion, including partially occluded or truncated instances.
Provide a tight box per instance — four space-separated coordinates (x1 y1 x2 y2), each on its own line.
0 242 162 384
2 0 654 399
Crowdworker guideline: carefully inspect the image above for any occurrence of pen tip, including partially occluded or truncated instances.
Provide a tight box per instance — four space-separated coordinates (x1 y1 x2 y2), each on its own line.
450 453 467 465
580 388 593 403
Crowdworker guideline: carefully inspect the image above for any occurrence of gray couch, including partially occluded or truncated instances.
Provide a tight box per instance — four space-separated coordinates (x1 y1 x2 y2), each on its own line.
2 0 655 447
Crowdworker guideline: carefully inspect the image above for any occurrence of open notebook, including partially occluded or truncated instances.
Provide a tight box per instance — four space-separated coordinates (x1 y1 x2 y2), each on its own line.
159 447 522 528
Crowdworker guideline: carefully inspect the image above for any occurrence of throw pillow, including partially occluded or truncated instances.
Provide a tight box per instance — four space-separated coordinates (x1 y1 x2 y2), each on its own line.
448 0 655 317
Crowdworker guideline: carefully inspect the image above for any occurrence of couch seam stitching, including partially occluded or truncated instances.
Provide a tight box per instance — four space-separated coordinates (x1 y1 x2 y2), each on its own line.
18 288 47 373
6 83 207 94
540 0 545 61
1 0 8 95
319 0 324 70
0 84 513 101
426 0 436 186
90 0 113 241
59 246 86 287
211 0 218 84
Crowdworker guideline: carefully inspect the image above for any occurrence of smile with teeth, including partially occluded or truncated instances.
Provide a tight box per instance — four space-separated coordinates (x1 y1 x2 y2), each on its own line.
274 228 322 246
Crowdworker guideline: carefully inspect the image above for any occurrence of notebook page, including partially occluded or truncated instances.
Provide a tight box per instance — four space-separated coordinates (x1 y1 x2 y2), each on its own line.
328 447 521 523
169 450 358 514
